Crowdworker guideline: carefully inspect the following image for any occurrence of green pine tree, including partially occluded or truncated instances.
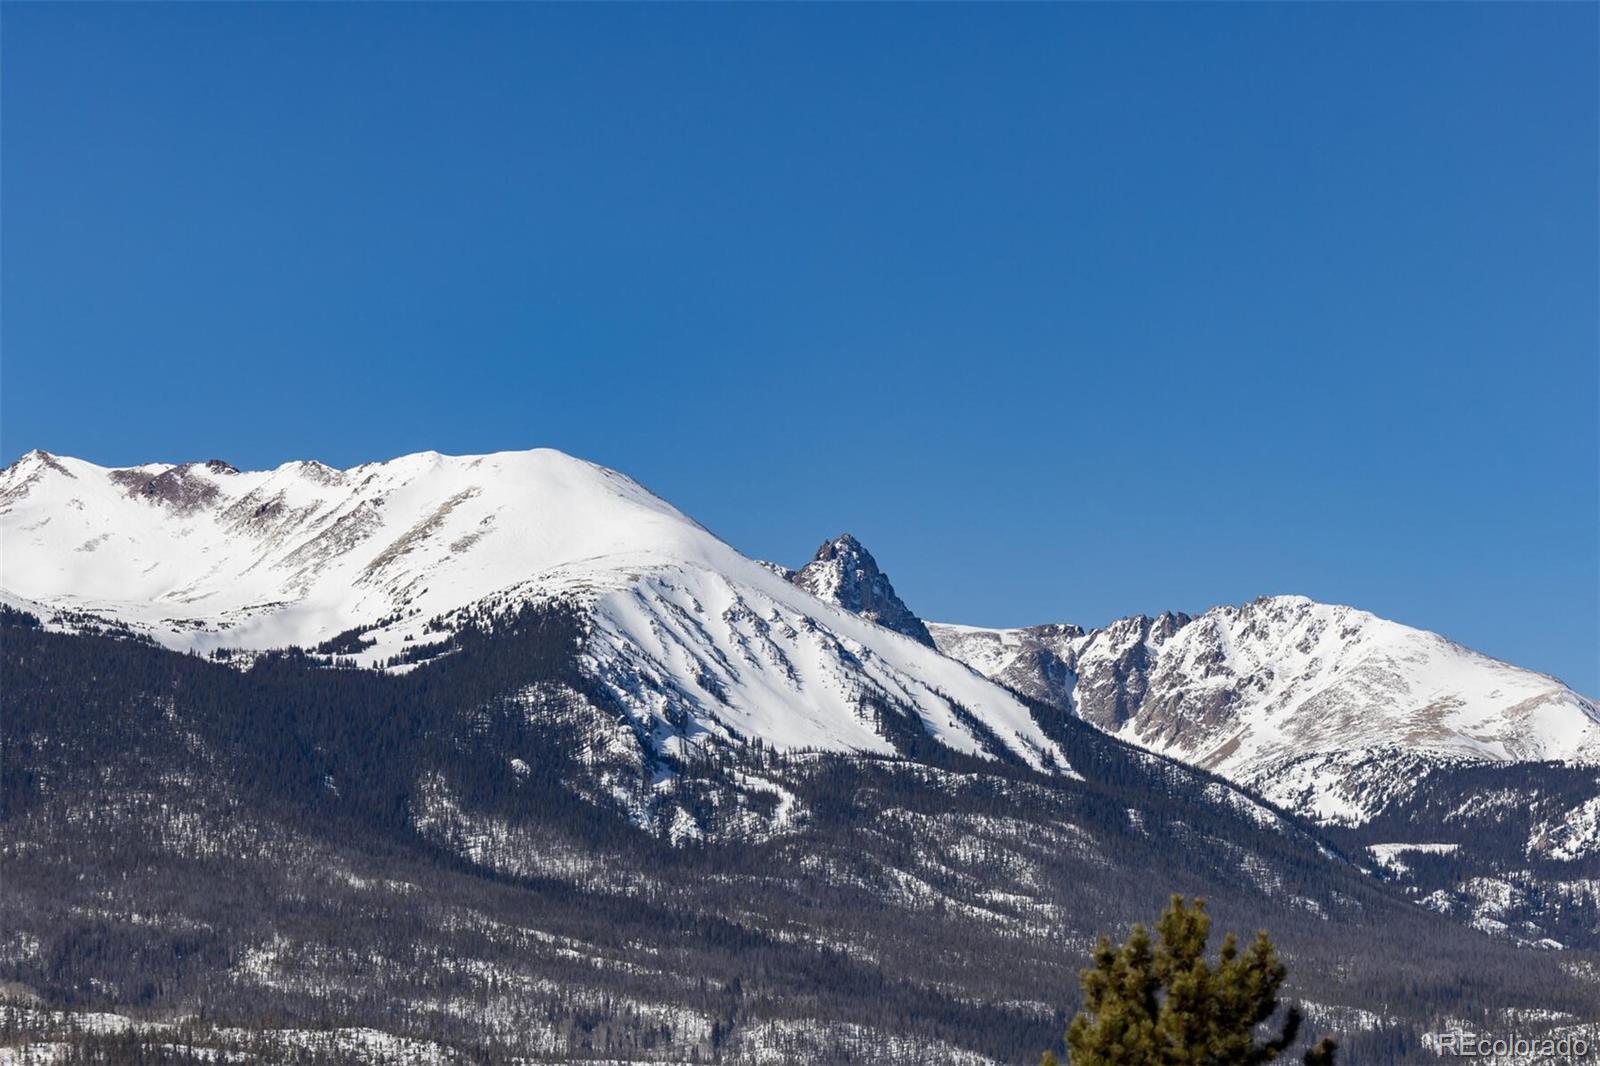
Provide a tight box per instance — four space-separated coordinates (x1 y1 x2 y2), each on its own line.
1048 896 1337 1066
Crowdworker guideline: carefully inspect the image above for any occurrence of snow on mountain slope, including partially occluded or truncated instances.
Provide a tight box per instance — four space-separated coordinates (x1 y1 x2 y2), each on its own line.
1128 596 1599 768
921 622 1081 706
0 448 1065 771
929 596 1600 822
926 613 1194 731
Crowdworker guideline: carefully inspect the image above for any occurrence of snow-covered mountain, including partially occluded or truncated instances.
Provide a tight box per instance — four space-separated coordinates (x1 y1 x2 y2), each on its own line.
753 526 1600 808
929 597 1600 823
7 445 1600 966
7 445 1595 822
0 448 1064 772
789 534 936 647
751 523 1598 835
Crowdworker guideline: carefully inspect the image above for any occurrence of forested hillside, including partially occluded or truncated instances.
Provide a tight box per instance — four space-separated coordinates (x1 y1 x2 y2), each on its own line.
4 608 1595 1063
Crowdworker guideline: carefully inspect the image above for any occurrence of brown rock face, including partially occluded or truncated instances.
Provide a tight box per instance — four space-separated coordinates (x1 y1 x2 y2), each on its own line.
1070 612 1192 732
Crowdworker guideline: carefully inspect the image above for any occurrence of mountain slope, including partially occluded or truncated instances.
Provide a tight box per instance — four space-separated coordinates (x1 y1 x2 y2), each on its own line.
927 597 1600 949
0 448 1061 774
8 448 1597 953
929 595 1599 816
8 609 1598 1063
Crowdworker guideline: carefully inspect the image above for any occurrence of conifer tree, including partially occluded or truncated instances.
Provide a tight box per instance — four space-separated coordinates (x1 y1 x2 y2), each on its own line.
1049 896 1337 1065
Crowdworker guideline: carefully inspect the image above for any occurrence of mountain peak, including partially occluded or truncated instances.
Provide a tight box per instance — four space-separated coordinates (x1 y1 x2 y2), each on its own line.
0 447 1065 773
791 533 936 648
6 448 71 477
932 592 1600 822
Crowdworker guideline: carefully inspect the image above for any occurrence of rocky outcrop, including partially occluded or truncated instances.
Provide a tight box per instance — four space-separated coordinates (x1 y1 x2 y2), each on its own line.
791 534 935 647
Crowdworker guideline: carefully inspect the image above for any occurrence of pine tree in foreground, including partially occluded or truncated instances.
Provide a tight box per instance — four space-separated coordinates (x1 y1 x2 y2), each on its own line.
1046 896 1337 1065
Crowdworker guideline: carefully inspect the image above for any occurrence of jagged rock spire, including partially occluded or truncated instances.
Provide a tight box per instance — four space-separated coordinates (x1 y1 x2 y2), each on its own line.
791 533 936 647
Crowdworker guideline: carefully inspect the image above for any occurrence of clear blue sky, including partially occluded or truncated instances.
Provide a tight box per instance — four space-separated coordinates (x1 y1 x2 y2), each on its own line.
4 4 1596 691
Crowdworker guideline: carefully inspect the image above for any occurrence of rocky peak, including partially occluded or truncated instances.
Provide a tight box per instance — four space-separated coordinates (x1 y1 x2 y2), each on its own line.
791 533 936 647
6 449 72 477
1071 611 1193 732
0 450 76 509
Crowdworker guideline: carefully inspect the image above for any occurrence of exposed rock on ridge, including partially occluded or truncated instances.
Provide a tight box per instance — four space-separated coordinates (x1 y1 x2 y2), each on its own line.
790 533 936 648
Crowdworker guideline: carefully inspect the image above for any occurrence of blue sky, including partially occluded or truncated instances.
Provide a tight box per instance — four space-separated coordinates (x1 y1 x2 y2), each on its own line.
3 4 1596 691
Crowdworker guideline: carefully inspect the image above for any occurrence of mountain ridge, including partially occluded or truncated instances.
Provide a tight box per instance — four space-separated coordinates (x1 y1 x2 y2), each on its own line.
7 445 1595 812
926 595 1600 792
0 447 1065 777
7 444 1600 1061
